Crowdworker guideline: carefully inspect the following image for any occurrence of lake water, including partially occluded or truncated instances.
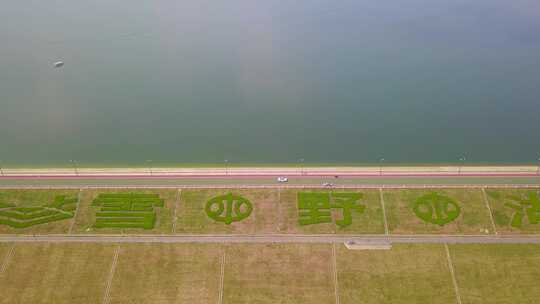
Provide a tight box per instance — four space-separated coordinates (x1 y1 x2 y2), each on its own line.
1 0 539 166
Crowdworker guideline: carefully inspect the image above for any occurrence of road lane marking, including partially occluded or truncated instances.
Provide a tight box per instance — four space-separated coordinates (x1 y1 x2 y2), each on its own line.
445 243 462 304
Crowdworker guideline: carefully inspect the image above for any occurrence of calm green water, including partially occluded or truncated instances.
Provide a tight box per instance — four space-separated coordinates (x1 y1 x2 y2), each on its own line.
1 1 540 167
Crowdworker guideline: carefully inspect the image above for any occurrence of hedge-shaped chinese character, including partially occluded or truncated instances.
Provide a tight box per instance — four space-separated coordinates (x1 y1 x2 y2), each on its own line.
0 195 77 228
205 193 253 224
297 192 365 227
411 192 461 226
505 192 540 228
92 193 164 229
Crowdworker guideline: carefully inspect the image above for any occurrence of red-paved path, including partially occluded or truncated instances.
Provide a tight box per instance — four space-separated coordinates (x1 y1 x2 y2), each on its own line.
1 168 540 179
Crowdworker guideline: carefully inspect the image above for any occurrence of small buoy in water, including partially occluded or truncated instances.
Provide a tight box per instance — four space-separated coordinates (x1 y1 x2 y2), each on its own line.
54 61 64 68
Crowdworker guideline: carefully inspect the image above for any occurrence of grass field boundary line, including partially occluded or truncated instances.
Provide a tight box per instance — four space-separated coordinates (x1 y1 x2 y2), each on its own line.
172 189 181 234
276 188 282 232
481 188 498 235
102 245 120 304
68 189 82 234
0 243 15 275
379 188 389 235
444 244 462 304
332 243 340 304
1 184 540 190
218 248 226 304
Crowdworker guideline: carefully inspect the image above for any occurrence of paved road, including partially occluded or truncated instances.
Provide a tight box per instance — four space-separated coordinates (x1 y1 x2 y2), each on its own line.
1 182 540 189
2 166 540 187
2 173 540 178
1 234 540 244
1 176 540 188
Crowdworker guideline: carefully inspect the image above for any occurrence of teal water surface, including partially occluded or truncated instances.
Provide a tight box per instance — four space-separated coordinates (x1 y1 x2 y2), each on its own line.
1 0 540 166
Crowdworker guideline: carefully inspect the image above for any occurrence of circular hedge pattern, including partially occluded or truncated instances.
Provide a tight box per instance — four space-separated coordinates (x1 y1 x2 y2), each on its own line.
411 192 461 226
205 193 253 225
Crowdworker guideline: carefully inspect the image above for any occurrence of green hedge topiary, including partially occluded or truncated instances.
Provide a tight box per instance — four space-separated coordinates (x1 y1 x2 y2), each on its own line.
205 193 253 225
410 192 461 226
91 193 163 229
0 195 77 228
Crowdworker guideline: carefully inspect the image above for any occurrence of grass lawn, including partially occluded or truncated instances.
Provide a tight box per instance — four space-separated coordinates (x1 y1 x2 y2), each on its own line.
383 188 493 234
108 243 222 304
0 242 10 265
1 242 540 303
484 188 540 234
336 243 456 304
0 189 80 234
73 188 176 234
176 189 279 234
279 189 385 234
449 244 540 304
223 244 335 304
0 242 116 304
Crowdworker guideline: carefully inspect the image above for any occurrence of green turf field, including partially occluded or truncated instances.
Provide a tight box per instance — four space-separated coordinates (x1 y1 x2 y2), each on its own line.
107 243 222 304
449 244 540 304
279 189 385 234
383 188 494 234
336 243 456 304
0 242 10 264
1 188 539 236
223 244 335 304
0 243 116 304
484 188 540 234
72 189 176 234
0 189 80 234
177 188 279 234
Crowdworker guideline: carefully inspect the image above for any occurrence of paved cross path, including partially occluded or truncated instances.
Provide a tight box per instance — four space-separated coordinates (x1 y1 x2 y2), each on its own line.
1 234 540 244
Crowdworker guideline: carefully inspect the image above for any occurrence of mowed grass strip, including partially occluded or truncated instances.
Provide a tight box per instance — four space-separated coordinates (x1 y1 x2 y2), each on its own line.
279 189 385 234
484 188 540 234
177 189 279 234
223 244 335 304
73 189 176 234
107 243 221 304
0 189 79 234
336 244 456 304
0 243 116 304
0 243 11 271
449 244 540 304
384 188 493 234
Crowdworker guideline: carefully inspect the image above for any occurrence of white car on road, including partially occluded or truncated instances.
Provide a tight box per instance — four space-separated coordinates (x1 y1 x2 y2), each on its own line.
277 177 288 183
